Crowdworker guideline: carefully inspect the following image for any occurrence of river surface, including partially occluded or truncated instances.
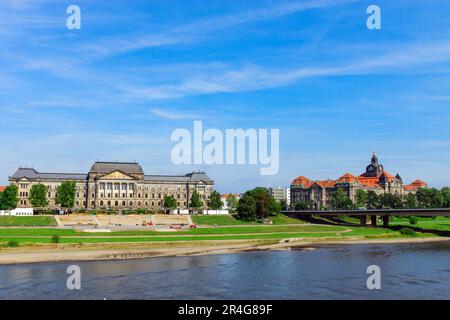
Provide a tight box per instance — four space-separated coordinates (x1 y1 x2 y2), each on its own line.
0 241 449 299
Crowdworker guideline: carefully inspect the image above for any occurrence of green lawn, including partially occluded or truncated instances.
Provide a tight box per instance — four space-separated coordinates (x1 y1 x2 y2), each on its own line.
192 215 257 226
391 216 450 223
310 215 361 225
0 229 403 245
391 217 450 231
311 215 450 231
0 223 428 245
271 214 306 224
344 227 405 236
0 214 440 246
192 214 305 226
0 216 57 227
0 225 346 237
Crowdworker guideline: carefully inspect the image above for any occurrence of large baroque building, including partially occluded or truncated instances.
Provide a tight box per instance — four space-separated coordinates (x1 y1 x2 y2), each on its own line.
290 152 428 209
9 161 214 210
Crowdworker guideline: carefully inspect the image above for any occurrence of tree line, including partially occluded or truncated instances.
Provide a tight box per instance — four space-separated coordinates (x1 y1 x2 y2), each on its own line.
0 182 76 210
293 187 450 210
0 181 226 212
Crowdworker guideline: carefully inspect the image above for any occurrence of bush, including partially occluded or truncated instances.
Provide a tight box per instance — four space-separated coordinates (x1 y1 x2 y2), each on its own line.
51 234 61 243
399 228 417 236
7 240 20 247
408 216 418 225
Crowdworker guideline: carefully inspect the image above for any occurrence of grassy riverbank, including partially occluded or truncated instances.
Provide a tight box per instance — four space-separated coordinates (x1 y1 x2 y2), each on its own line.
0 234 445 265
0 224 434 246
0 214 447 266
0 216 445 264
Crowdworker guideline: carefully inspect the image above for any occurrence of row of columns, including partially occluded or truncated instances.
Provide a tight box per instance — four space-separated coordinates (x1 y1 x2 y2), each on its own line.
359 215 389 228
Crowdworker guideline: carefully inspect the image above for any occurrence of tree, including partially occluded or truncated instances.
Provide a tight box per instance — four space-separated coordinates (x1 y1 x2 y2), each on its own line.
404 193 417 209
279 199 287 211
234 187 280 221
244 187 280 218
441 187 450 208
189 190 203 210
237 194 256 221
330 188 353 210
268 197 281 217
163 195 177 209
294 200 312 210
379 193 404 209
55 181 76 208
0 185 19 210
416 188 444 208
367 191 379 209
253 190 271 218
226 195 238 213
207 191 223 210
355 189 368 208
29 183 48 208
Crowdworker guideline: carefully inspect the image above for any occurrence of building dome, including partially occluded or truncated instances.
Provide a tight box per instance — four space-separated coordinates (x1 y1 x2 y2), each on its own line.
360 151 384 177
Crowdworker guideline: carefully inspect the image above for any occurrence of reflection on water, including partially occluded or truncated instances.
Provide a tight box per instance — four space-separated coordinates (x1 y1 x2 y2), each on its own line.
0 241 449 300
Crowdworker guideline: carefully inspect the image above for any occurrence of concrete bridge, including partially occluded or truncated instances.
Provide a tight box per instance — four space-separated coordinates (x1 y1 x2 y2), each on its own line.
282 208 450 228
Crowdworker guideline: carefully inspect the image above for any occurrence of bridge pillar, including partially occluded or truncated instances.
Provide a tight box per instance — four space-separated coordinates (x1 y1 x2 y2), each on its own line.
359 215 367 227
370 215 377 227
382 216 389 228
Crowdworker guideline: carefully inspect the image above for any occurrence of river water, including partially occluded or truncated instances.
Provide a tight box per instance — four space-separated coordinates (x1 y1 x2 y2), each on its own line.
0 241 449 299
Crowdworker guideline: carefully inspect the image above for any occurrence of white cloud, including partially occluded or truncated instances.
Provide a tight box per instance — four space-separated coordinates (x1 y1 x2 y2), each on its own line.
150 108 201 120
80 0 354 57
122 41 450 100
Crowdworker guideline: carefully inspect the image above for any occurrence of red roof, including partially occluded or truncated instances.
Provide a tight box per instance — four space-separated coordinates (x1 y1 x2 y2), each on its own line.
411 179 427 187
380 171 395 181
314 180 337 188
357 177 381 188
405 179 427 190
338 173 358 183
291 176 313 187
0 186 6 192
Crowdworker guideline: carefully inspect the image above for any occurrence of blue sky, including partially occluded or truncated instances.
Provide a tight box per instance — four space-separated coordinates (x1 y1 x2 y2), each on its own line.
1 0 450 192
